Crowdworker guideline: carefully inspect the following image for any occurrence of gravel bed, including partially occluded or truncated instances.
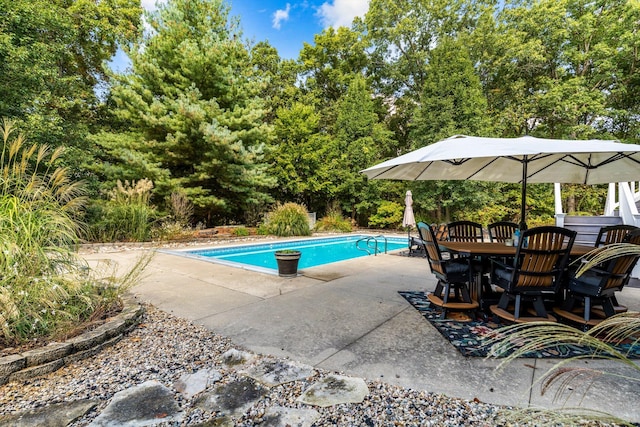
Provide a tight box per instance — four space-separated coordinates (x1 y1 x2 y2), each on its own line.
0 305 623 426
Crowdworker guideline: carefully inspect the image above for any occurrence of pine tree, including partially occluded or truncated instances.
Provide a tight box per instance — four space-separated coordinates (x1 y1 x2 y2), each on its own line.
103 0 274 224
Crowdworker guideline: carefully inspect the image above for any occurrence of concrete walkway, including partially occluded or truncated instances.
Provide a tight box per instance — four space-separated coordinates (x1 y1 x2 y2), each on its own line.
82 244 640 422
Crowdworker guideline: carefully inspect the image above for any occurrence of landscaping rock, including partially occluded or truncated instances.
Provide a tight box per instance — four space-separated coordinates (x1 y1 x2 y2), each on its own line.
297 374 369 408
0 399 98 427
194 376 267 417
244 358 315 387
262 406 321 427
89 380 182 426
0 354 25 376
22 342 72 367
221 348 254 366
174 368 222 398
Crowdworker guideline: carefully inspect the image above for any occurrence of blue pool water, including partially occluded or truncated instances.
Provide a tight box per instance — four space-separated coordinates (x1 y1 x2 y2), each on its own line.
169 235 408 274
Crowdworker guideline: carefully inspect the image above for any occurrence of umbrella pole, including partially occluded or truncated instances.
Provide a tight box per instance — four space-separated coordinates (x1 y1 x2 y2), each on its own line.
520 158 528 230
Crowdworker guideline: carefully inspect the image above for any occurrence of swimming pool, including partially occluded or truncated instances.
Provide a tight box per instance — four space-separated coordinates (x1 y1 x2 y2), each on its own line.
165 235 408 274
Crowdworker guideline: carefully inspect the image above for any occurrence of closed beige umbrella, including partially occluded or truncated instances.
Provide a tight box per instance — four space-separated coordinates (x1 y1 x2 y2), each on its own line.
402 190 416 249
402 190 416 229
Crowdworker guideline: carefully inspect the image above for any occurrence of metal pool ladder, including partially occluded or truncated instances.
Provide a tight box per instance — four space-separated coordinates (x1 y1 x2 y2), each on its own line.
356 235 388 255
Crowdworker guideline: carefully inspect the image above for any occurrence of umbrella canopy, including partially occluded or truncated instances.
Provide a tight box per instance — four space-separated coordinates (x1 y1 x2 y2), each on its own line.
362 135 640 228
402 190 416 229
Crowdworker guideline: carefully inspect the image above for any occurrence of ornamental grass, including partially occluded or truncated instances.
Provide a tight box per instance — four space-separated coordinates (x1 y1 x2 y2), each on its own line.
0 119 148 347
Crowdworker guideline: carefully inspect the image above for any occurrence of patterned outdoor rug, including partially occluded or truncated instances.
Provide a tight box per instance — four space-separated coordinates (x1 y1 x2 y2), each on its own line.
399 290 640 358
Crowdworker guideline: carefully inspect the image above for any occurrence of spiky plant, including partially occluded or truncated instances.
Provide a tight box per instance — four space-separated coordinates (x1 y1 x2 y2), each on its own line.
485 315 639 425
0 119 149 346
483 242 640 425
573 243 640 277
264 203 311 237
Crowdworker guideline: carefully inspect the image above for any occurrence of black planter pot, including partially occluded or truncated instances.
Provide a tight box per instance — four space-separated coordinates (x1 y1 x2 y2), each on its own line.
274 250 301 277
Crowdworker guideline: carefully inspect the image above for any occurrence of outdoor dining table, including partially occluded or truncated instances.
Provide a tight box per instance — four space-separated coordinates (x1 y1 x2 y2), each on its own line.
438 241 595 306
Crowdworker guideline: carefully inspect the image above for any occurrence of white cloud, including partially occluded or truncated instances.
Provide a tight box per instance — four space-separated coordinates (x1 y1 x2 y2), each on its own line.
317 0 369 29
273 3 291 30
141 0 163 11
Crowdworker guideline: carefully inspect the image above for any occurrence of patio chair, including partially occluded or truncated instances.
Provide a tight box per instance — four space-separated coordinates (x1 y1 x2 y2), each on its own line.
407 226 426 257
554 229 640 328
418 222 479 319
594 224 639 247
581 224 638 306
490 226 576 323
447 220 484 242
488 221 518 243
432 223 449 241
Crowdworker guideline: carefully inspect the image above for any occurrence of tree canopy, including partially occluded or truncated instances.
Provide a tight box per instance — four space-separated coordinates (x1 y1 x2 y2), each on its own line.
2 0 638 230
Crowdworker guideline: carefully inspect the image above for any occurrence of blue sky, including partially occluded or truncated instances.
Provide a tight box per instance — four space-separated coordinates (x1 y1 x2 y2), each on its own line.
230 0 369 59
111 0 369 72
110 0 369 70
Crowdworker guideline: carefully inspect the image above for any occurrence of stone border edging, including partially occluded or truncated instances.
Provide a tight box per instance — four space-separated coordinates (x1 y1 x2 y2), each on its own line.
0 295 144 385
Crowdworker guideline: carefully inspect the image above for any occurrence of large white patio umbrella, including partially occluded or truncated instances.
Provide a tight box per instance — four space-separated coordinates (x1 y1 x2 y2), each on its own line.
362 135 640 229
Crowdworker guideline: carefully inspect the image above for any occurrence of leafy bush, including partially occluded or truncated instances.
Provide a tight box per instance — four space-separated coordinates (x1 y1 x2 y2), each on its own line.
86 179 158 242
0 120 146 346
263 203 311 237
256 223 270 235
232 226 250 237
368 201 403 229
315 211 353 232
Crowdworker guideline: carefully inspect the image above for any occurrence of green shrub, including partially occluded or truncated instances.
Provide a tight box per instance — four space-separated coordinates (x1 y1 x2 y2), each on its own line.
0 119 147 347
232 226 250 237
368 201 403 229
263 203 311 237
315 211 353 232
256 223 270 235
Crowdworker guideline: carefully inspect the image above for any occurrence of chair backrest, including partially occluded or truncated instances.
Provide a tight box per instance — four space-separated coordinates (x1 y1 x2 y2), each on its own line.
509 226 576 291
447 220 484 242
418 222 446 278
488 221 518 243
430 223 448 241
595 224 639 247
597 229 640 292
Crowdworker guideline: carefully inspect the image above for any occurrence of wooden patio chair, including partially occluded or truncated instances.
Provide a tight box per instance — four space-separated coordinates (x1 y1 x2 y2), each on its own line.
488 221 518 243
490 226 576 323
447 220 484 242
418 222 478 319
431 223 448 241
554 229 640 328
595 224 639 247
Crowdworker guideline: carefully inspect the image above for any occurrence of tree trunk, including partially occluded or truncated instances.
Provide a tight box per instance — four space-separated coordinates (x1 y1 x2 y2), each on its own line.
567 194 576 214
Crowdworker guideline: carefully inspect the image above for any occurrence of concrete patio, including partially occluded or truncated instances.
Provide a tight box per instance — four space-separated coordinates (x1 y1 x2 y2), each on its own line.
82 242 640 422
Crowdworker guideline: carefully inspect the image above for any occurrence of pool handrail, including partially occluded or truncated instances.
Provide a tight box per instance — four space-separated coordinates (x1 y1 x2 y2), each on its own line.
356 235 388 255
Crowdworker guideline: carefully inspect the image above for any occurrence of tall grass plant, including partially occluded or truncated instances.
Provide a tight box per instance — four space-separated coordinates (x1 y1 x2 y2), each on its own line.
86 179 157 242
0 120 148 347
315 210 353 232
263 203 311 237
